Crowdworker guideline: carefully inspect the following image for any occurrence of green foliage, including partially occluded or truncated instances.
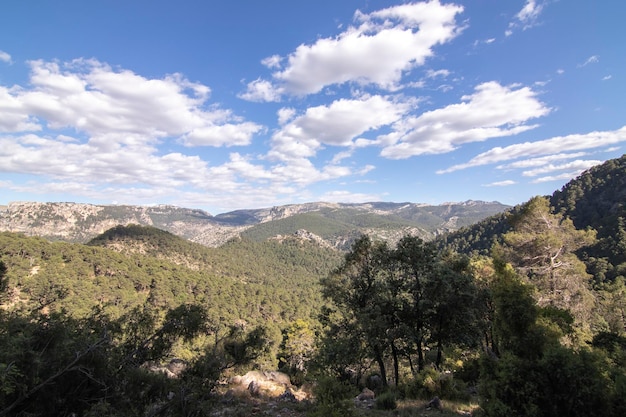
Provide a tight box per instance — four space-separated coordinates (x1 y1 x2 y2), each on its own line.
0 229 341 345
479 259 625 417
279 319 316 379
551 155 626 280
375 389 398 410
400 367 469 401
308 375 356 417
480 347 614 417
319 235 484 388
0 295 272 416
435 210 513 256
494 197 597 342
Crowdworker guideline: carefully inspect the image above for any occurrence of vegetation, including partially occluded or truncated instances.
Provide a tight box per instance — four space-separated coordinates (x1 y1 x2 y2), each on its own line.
0 155 624 416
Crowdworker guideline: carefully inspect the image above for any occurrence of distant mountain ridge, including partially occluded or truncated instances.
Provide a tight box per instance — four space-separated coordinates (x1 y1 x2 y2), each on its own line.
0 200 510 248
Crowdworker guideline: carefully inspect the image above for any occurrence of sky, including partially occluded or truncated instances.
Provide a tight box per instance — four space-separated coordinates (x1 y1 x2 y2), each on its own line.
0 0 624 214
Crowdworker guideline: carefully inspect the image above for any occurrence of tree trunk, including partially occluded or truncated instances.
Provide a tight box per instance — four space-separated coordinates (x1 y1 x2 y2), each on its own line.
435 317 443 368
391 341 399 386
373 346 388 386
416 337 424 372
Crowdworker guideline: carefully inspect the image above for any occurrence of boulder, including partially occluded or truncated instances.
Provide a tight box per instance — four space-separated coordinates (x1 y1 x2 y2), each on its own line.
357 387 375 401
248 380 260 396
166 358 187 378
234 370 293 397
426 396 443 411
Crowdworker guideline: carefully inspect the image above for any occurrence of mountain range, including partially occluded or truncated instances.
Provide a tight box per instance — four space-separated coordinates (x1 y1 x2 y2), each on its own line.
0 199 510 249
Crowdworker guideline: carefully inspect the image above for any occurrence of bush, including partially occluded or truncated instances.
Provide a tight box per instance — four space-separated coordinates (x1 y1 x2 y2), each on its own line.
400 367 469 401
308 375 356 417
375 390 397 410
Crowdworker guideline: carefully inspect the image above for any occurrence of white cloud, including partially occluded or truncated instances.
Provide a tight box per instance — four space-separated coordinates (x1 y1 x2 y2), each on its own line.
318 189 382 204
0 86 42 132
261 55 282 69
507 0 545 35
521 159 603 177
516 0 544 26
269 95 413 162
426 69 451 79
277 107 296 125
243 0 464 99
484 180 516 187
0 50 12 64
532 171 589 184
238 78 283 102
602 75 612 81
497 152 589 169
380 81 550 159
2 59 262 145
439 126 626 173
579 55 599 67
182 122 263 147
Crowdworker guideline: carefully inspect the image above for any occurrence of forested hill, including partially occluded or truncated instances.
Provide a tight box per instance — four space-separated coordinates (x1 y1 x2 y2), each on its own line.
0 226 342 326
437 154 626 281
550 154 626 282
550 154 626 228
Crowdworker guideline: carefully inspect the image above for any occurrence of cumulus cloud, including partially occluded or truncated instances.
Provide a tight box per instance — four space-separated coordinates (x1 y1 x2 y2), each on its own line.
380 81 550 159
238 78 283 102
439 126 626 173
0 50 12 64
1 59 262 145
0 86 42 132
240 0 464 100
0 133 210 188
269 95 413 162
0 58 284 210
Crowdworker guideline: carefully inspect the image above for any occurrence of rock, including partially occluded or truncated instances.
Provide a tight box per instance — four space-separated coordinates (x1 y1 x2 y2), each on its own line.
278 388 297 402
248 380 260 396
357 387 375 401
166 358 187 378
426 396 443 411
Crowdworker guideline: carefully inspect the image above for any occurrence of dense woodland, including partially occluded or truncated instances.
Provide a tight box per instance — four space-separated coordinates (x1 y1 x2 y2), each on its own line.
1 155 625 416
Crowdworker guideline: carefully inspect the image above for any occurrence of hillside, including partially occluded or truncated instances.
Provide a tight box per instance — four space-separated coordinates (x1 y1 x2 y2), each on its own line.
0 200 509 249
438 154 626 283
0 226 342 327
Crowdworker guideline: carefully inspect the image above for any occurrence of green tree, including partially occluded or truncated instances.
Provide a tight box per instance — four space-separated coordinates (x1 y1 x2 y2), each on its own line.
279 319 316 375
479 259 615 417
321 235 394 385
391 236 439 372
497 196 596 340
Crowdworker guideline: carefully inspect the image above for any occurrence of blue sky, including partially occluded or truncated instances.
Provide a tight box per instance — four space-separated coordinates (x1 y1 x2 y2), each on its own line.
0 0 624 214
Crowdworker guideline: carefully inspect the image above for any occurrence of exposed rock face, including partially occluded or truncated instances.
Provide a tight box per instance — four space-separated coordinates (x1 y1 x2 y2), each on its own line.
0 200 509 248
0 202 244 246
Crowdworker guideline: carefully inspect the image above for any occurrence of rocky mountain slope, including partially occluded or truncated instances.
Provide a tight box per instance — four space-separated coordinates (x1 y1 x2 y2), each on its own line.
0 200 509 248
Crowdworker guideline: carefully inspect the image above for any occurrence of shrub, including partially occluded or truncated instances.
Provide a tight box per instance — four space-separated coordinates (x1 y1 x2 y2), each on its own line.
401 367 470 401
375 390 398 410
308 375 356 417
